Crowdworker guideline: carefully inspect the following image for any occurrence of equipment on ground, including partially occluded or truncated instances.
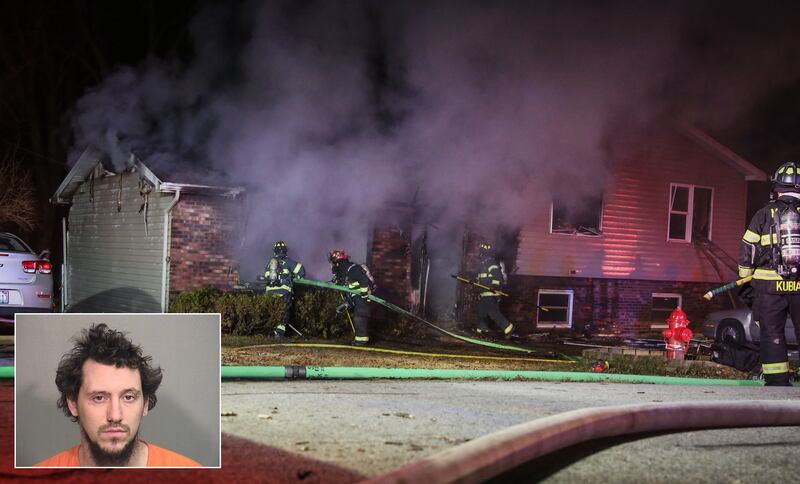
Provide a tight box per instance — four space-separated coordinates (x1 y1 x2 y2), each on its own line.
710 341 760 373
591 359 609 373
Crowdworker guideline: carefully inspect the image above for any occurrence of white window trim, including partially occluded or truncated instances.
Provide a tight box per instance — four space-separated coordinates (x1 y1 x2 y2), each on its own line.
536 289 573 328
650 292 682 329
548 201 604 237
667 183 714 243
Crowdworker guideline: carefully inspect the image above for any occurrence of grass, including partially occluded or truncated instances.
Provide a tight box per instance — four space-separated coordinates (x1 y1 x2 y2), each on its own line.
222 335 751 380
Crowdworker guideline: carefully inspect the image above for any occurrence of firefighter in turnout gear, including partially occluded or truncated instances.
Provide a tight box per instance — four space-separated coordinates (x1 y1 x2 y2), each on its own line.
329 249 374 346
474 242 516 338
264 241 306 338
739 161 800 386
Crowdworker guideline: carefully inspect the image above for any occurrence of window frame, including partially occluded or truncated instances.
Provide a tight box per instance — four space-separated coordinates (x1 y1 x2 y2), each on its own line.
549 197 604 237
536 289 574 328
667 183 714 243
650 292 682 329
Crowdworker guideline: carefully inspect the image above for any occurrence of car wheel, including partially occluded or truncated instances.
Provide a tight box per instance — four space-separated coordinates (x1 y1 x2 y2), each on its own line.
717 319 745 344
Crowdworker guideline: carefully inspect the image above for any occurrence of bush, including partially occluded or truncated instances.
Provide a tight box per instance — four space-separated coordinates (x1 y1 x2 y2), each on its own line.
293 287 350 339
169 286 352 337
214 293 285 335
169 287 223 313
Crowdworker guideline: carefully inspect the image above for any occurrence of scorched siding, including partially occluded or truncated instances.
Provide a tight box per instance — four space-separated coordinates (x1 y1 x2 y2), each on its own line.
516 128 747 283
66 171 172 312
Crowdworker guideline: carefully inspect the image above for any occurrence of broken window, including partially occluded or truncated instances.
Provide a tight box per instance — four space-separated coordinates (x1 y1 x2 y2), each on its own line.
550 195 603 236
651 293 682 326
668 184 713 242
536 289 573 328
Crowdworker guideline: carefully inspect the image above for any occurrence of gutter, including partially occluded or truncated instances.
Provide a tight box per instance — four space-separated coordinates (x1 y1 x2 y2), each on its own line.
159 182 244 198
161 188 181 312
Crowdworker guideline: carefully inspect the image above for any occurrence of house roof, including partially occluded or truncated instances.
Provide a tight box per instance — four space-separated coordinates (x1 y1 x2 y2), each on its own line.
51 147 245 204
680 125 768 182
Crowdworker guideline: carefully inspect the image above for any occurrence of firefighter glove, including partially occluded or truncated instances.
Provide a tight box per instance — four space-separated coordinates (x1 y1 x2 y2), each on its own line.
737 283 755 309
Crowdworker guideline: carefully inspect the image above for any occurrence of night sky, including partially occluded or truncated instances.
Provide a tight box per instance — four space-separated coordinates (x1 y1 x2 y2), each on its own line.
3 0 800 272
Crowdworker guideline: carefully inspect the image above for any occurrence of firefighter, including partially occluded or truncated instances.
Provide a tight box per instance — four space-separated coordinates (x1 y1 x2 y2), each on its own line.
329 249 374 345
474 242 516 338
264 241 306 338
739 161 800 386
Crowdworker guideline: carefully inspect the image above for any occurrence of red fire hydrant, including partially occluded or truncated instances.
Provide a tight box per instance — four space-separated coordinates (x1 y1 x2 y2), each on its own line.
662 307 693 360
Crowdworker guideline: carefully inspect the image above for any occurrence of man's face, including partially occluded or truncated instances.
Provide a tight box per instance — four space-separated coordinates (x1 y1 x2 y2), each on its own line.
66 359 148 462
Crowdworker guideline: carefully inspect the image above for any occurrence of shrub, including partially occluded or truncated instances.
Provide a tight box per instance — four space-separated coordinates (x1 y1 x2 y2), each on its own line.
214 293 285 335
169 286 353 338
169 287 222 313
292 287 350 339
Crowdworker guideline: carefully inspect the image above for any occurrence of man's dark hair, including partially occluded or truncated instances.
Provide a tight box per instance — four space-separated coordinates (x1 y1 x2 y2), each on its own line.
55 323 163 422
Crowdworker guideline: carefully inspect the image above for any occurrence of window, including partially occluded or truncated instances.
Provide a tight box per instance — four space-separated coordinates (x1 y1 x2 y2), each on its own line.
536 289 573 328
550 194 603 236
668 184 713 242
651 293 682 328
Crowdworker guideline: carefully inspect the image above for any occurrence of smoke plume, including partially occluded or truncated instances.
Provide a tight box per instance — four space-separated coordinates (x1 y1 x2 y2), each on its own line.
69 0 800 278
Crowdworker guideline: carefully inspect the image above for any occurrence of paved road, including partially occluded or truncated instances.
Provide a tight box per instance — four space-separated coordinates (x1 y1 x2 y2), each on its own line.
222 379 800 482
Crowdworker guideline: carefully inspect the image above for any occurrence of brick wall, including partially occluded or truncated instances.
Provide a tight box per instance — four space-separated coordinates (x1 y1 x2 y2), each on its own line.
368 208 413 308
504 275 733 336
168 194 241 293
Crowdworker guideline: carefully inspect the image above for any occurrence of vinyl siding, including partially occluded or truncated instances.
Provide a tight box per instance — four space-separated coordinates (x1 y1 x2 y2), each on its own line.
516 128 747 283
65 171 173 312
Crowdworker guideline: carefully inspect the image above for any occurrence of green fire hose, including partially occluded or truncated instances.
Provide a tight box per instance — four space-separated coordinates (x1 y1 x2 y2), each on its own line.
296 278 573 360
220 365 772 386
1 365 780 386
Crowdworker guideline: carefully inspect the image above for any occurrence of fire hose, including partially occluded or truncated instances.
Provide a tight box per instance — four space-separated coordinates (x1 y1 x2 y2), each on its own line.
230 343 573 364
703 275 752 300
365 400 800 484
219 365 774 385
295 278 573 360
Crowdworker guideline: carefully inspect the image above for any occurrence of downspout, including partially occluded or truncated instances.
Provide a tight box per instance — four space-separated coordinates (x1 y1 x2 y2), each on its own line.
61 217 67 312
161 188 181 312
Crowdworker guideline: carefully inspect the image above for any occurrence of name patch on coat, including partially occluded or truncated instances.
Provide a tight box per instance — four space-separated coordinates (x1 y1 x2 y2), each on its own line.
775 280 800 292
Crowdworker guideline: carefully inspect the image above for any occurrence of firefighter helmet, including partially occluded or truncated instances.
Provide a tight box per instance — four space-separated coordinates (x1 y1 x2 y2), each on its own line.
273 241 288 257
478 242 494 256
328 249 349 263
772 162 800 191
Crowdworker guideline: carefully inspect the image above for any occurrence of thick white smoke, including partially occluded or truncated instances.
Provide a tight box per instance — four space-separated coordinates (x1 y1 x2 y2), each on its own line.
69 0 800 279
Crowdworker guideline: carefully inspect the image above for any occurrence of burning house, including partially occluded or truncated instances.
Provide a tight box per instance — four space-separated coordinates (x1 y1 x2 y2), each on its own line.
468 124 767 336
370 124 768 336
51 148 244 312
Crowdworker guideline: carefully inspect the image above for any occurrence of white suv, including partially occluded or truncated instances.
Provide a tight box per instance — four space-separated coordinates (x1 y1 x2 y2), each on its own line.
0 233 53 317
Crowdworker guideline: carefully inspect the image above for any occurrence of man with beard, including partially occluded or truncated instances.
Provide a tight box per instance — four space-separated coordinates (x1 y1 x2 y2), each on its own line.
35 323 200 467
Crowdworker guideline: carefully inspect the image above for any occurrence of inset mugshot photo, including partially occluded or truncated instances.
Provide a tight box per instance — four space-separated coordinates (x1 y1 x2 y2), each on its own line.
14 313 221 468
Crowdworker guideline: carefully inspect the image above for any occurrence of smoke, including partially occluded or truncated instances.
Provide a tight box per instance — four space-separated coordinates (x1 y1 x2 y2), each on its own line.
69 0 800 278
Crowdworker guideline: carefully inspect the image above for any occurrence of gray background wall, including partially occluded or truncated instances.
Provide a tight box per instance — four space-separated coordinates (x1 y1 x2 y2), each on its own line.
14 313 220 467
